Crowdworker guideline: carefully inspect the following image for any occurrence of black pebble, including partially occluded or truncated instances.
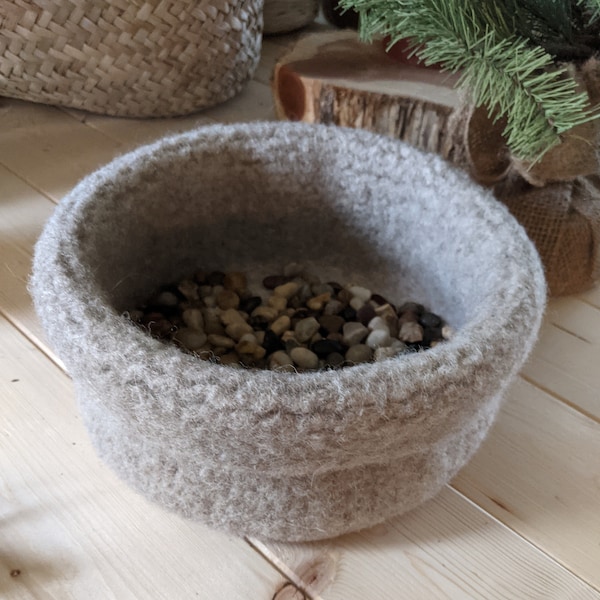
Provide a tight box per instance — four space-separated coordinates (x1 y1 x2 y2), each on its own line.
240 295 262 314
341 306 357 322
311 338 345 358
356 303 376 325
262 329 285 354
419 311 442 328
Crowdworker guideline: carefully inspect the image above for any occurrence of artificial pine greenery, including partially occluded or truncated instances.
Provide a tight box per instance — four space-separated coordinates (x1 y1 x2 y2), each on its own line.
339 0 600 160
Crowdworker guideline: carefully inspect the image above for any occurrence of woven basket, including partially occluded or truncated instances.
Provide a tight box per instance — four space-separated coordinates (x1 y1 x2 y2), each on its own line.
0 0 263 117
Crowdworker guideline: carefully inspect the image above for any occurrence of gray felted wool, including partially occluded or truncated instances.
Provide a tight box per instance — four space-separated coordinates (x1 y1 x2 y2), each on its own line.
30 122 546 542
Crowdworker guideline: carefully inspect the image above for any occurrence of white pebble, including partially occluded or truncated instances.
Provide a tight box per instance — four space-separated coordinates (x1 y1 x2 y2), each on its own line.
349 296 365 311
366 329 392 349
367 316 390 333
348 285 372 302
342 322 369 346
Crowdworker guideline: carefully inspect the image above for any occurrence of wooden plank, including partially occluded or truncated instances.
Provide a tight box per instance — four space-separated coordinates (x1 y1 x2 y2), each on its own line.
453 377 600 590
0 99 123 201
0 315 286 600
546 296 600 345
0 165 62 365
520 321 600 421
251 486 600 599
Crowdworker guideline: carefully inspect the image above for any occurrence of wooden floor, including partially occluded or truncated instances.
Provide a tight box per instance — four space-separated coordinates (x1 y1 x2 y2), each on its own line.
2 30 600 600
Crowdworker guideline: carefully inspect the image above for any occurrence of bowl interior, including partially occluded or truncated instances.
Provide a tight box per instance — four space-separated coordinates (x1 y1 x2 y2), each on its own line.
71 125 516 332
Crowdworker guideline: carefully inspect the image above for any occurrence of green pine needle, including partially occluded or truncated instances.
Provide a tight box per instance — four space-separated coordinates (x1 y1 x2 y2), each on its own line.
339 0 598 161
579 0 600 21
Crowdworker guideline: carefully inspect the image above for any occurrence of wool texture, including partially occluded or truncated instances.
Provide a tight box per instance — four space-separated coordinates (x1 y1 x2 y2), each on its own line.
30 122 546 541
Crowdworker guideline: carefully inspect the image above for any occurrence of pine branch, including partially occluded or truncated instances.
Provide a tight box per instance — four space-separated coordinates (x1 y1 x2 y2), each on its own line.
340 0 597 160
579 0 600 21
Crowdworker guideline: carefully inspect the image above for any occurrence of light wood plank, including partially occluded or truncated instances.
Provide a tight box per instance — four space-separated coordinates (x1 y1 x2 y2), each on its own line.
453 377 600 589
251 486 600 600
0 165 61 364
0 315 286 600
520 321 600 421
546 296 600 345
0 99 123 201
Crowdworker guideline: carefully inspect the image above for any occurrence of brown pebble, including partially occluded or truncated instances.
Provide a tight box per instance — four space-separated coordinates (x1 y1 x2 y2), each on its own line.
207 334 235 349
270 314 291 336
216 289 240 310
356 303 376 326
399 321 424 343
223 271 247 293
274 281 301 299
318 314 345 334
306 292 331 311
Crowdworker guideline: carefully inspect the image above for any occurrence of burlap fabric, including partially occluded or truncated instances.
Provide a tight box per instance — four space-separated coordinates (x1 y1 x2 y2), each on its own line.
0 0 263 117
30 122 545 541
463 58 600 296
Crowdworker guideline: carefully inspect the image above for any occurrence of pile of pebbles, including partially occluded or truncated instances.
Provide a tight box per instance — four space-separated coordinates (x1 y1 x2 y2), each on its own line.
124 264 452 371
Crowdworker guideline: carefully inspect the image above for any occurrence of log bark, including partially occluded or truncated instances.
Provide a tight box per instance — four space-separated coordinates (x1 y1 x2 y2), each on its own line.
272 31 511 183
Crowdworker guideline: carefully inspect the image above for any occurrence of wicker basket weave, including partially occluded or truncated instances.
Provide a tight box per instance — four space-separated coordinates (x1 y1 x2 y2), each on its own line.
0 0 263 117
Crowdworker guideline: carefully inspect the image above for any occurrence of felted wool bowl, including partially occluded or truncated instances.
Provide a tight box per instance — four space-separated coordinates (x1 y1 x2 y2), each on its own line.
31 122 546 542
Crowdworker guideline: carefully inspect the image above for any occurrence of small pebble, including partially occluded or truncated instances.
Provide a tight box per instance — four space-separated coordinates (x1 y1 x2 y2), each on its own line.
174 328 208 350
267 294 288 312
318 314 345 334
367 316 390 333
290 347 319 370
295 317 320 343
216 289 240 310
251 305 279 322
348 285 372 303
345 344 373 364
306 293 331 311
226 322 255 341
342 321 369 346
323 299 344 315
223 271 247 294
127 268 449 371
325 352 345 368
177 280 199 301
207 334 235 349
356 303 376 326
274 281 301 299
270 315 291 336
399 322 424 343
182 308 204 330
269 350 295 371
366 329 392 349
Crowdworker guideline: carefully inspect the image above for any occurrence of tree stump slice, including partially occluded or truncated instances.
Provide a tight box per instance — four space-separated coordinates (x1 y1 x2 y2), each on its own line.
273 31 473 166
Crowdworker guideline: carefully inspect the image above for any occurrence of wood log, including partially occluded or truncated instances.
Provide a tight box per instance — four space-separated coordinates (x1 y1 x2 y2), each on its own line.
272 31 511 183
